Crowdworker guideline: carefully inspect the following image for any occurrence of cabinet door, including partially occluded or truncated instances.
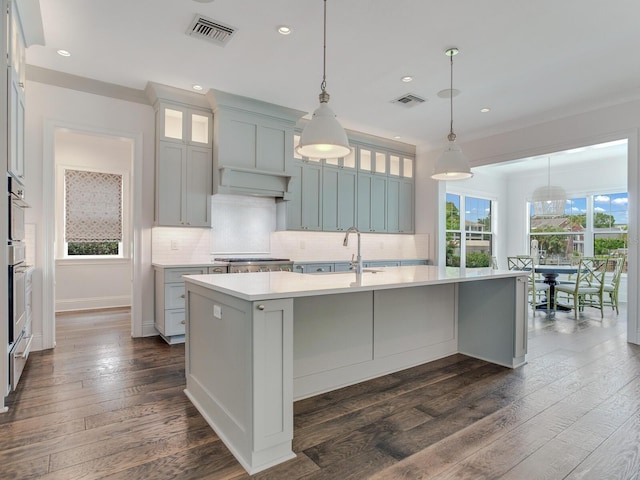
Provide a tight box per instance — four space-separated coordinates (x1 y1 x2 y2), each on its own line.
301 163 322 230
399 180 414 233
157 142 186 226
370 176 387 232
337 169 357 231
322 167 339 231
288 161 322 230
356 174 372 232
387 178 400 233
160 106 186 144
188 110 212 147
8 71 25 182
185 146 212 227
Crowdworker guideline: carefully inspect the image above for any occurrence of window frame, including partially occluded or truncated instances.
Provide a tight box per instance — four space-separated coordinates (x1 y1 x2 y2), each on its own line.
445 192 496 268
55 164 131 261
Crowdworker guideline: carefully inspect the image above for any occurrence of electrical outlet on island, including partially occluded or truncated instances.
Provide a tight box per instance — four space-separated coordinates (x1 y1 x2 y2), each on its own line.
170 240 178 250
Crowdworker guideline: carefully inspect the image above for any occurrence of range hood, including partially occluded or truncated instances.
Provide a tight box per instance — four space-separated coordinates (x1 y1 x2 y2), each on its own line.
206 89 305 199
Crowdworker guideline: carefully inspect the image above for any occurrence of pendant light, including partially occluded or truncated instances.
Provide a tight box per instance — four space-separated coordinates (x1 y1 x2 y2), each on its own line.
431 48 473 181
532 157 567 216
296 0 351 159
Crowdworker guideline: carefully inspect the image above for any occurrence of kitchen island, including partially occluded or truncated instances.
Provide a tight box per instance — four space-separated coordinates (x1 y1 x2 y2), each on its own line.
183 266 529 474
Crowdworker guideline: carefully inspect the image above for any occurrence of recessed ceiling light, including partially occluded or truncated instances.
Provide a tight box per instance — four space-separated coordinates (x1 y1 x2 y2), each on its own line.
278 25 292 35
192 84 203 91
480 107 491 113
57 49 71 57
401 76 413 83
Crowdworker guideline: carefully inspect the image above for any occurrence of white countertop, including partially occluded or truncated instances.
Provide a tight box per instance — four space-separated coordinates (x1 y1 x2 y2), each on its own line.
184 266 528 301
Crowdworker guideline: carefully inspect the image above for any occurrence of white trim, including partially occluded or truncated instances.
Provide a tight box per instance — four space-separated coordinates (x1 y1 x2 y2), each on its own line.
42 119 144 349
55 295 131 312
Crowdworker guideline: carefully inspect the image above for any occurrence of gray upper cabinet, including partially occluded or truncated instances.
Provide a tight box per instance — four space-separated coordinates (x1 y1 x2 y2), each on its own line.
283 131 415 234
156 142 211 227
288 159 323 231
146 84 214 227
207 89 305 198
357 172 386 233
322 165 357 232
387 178 413 233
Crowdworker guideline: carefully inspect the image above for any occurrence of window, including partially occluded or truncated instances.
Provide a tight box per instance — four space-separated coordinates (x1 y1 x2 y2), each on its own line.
528 192 628 262
64 169 123 256
446 193 493 267
593 192 628 257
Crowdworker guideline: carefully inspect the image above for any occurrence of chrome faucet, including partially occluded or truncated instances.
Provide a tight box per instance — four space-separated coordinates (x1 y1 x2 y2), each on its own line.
343 226 363 274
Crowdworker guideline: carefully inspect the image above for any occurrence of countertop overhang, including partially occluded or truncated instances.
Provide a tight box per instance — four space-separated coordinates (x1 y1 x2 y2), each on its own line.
183 266 528 301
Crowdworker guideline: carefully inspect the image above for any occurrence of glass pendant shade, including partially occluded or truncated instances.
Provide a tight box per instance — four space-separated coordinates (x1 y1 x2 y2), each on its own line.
532 157 567 216
432 141 473 180
532 185 567 216
296 102 351 159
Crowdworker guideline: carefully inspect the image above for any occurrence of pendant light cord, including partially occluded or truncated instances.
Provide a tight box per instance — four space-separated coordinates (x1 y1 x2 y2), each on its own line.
320 0 328 95
448 53 456 142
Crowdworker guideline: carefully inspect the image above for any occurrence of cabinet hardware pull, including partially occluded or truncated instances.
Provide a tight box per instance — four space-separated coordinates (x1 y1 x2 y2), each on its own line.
181 320 186 324
257 305 265 310
180 294 185 298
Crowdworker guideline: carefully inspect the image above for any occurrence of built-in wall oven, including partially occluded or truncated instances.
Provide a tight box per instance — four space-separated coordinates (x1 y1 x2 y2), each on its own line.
8 177 32 391
9 178 26 242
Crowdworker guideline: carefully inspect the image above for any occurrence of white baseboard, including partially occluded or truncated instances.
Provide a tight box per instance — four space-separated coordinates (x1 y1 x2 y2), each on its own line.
55 295 131 313
142 322 159 337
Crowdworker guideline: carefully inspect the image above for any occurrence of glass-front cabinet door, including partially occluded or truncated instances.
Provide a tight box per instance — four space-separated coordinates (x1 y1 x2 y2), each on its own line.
159 104 212 147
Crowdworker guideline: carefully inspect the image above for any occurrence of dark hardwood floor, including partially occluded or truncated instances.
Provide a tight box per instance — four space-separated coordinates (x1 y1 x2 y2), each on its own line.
2 305 639 479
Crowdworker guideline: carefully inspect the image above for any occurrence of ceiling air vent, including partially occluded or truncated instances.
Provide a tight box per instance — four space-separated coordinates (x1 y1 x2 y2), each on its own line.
391 93 426 108
186 15 237 46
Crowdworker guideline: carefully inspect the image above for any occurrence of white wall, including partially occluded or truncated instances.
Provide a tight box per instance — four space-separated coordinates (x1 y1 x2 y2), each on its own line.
54 130 133 312
25 80 156 349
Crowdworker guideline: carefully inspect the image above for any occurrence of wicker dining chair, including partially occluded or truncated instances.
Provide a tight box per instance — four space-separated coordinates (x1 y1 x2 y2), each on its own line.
554 257 607 319
602 255 626 314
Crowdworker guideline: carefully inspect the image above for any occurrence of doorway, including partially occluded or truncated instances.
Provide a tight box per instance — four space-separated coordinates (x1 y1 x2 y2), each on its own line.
53 130 133 314
41 121 144 349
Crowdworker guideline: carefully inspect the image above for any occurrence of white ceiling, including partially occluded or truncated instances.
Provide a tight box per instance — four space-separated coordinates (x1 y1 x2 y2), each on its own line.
26 0 640 150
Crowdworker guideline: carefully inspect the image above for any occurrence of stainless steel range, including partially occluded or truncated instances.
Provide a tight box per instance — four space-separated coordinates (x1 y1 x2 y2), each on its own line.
214 258 293 273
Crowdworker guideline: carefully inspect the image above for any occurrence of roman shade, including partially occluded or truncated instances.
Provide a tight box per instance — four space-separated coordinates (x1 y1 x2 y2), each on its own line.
64 169 122 243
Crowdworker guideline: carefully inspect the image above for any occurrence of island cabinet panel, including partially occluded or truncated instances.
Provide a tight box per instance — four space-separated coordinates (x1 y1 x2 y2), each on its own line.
184 285 295 474
457 276 528 368
293 292 373 378
373 285 456 358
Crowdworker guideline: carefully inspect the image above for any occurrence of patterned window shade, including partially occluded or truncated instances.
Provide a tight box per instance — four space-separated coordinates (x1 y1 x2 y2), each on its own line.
65 169 122 243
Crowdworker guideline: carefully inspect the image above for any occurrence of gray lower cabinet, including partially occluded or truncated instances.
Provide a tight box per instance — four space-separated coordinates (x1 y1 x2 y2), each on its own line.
287 160 322 231
293 263 334 274
295 259 428 273
155 266 225 344
322 166 357 232
364 260 400 268
400 259 428 266
156 141 212 227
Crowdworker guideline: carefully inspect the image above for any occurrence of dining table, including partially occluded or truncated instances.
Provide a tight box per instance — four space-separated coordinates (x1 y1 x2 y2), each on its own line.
534 264 580 309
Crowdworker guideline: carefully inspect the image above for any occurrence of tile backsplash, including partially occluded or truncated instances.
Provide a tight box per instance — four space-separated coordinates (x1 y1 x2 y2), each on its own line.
152 227 212 264
270 231 430 262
